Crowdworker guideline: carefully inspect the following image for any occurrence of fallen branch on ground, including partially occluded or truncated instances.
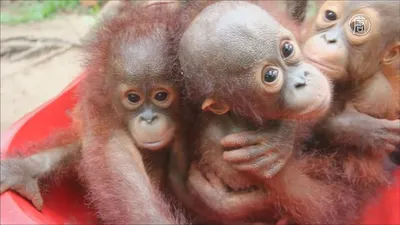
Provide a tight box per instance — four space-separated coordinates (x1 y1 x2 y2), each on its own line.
1 36 81 62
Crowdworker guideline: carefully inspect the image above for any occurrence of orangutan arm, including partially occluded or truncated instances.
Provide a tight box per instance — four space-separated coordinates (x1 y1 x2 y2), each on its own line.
80 129 189 224
321 103 399 154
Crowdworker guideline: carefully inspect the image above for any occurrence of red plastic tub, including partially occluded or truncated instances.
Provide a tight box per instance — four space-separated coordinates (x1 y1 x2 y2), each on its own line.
0 74 97 224
1 73 400 224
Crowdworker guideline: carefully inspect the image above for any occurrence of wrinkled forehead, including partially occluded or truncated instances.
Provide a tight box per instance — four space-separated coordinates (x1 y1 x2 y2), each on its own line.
345 1 385 15
110 28 169 81
346 1 372 10
180 1 282 69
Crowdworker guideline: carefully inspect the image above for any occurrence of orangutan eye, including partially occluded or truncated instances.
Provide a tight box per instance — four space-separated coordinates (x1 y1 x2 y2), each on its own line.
325 10 337 21
127 93 141 103
281 42 294 58
264 68 279 83
154 91 168 102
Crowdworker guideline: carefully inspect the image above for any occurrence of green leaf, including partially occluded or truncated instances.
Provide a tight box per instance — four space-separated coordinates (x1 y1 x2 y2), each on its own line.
1 0 81 25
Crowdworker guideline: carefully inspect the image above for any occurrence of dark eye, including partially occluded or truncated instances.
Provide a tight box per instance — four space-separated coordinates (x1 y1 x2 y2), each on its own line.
127 93 141 103
264 68 279 83
281 42 294 58
154 91 168 102
325 10 337 21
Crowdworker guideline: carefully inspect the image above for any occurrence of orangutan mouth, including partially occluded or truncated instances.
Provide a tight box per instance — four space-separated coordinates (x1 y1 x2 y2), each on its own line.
304 54 343 76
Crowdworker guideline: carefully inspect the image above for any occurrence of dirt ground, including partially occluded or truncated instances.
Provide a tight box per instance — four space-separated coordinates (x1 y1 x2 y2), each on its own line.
1 14 95 131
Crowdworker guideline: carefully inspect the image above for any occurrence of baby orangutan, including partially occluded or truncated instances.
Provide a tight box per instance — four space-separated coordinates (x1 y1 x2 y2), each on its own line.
78 6 190 223
298 1 399 192
302 1 399 153
82 6 186 186
169 1 366 224
1 4 190 224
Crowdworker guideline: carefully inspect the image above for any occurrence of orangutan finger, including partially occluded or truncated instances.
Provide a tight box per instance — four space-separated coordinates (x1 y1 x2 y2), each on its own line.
382 143 396 153
382 132 400 145
232 154 279 175
381 119 400 133
188 164 214 194
219 191 267 216
15 181 43 211
221 131 264 148
204 171 226 191
223 145 269 163
263 161 285 179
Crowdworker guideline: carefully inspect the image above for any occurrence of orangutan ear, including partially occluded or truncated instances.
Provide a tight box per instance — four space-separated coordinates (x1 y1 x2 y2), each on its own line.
382 42 400 65
201 98 230 115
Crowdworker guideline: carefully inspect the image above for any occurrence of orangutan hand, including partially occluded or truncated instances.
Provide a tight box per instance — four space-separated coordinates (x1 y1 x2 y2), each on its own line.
1 158 44 210
221 121 297 180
